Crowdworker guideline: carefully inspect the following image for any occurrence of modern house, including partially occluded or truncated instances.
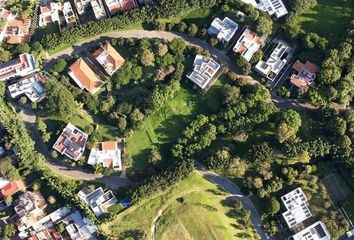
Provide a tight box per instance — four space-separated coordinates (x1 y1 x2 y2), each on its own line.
104 0 138 15
78 186 118 217
14 191 47 232
91 0 107 20
208 17 238 43
52 123 88 161
65 211 97 240
187 55 221 90
74 0 91 15
255 40 293 81
8 74 46 102
240 0 288 18
290 60 319 91
68 58 104 94
92 43 125 76
0 54 37 81
87 140 124 170
63 1 77 28
39 2 63 27
233 28 267 62
290 221 331 240
281 187 312 228
0 179 26 199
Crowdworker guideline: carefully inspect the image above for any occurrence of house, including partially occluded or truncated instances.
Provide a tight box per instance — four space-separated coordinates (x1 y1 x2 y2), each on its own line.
65 211 97 240
233 28 267 62
14 191 47 232
78 186 118 217
240 0 288 18
87 140 124 170
92 43 125 76
290 60 319 91
39 2 63 27
104 0 138 15
255 40 293 81
290 221 331 240
74 0 91 15
0 54 37 81
0 180 26 199
68 58 104 94
187 55 221 90
0 177 10 189
19 207 70 239
52 123 88 161
63 2 77 28
208 17 238 43
91 0 107 20
281 187 312 228
0 9 31 44
8 74 46 102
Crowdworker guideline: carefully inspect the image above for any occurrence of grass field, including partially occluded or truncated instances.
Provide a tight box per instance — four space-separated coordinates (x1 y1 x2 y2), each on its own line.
294 0 353 43
100 174 258 240
126 80 225 170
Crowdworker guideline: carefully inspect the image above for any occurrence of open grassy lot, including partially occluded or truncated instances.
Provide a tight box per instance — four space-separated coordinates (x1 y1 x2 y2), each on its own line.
294 0 353 43
126 79 225 170
100 174 258 240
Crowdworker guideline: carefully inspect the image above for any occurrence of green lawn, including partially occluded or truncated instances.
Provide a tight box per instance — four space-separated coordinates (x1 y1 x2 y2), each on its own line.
126 80 225 170
100 174 258 239
294 0 353 43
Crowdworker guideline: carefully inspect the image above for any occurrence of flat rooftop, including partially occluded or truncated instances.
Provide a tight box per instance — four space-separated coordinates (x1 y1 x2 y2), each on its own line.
240 0 288 18
291 221 331 240
208 17 238 43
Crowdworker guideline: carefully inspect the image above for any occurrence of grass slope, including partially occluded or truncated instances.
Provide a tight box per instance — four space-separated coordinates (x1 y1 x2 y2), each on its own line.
100 174 259 239
294 0 353 43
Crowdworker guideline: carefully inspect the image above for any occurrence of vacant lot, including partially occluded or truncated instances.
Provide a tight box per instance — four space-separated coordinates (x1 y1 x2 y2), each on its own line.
100 174 258 240
294 0 353 43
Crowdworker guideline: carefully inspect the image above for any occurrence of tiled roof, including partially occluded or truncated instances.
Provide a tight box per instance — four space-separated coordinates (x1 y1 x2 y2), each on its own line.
102 141 118 151
0 180 26 198
69 58 104 93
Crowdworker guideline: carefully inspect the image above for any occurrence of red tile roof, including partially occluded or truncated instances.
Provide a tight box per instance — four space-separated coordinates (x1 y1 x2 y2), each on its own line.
0 180 26 199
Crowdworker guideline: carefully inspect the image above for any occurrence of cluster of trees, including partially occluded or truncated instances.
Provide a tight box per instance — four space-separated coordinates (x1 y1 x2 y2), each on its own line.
40 0 218 52
5 0 36 18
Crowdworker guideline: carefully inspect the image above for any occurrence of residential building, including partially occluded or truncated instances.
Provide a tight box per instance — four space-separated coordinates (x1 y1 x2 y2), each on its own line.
78 186 118 217
92 43 125 76
65 211 97 240
74 0 91 15
240 0 288 18
104 0 137 15
68 58 104 94
187 55 221 90
63 2 77 27
0 54 37 81
39 2 63 27
208 17 238 43
255 40 293 81
19 207 70 239
0 8 31 44
8 74 46 102
290 60 319 90
0 180 26 199
91 0 107 20
87 140 124 170
281 187 312 228
14 191 47 232
233 28 267 62
290 221 331 240
52 123 88 161
0 177 10 189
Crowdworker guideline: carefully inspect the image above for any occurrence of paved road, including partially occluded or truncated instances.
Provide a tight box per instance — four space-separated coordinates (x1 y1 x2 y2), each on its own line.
196 164 270 240
19 108 133 190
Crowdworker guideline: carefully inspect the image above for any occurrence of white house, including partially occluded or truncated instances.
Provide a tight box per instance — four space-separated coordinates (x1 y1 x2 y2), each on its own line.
208 17 238 43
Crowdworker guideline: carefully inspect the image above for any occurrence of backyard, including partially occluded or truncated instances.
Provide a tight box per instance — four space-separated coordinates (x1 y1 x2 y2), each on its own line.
293 0 353 44
100 174 258 239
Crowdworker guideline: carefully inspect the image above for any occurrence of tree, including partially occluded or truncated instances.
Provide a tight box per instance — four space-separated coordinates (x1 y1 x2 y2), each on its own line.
0 157 20 180
140 49 155 66
118 117 127 131
255 14 273 35
235 56 251 75
205 147 231 170
130 108 144 125
277 122 296 143
249 142 273 164
18 96 28 105
51 59 67 73
279 110 302 133
156 43 168 56
187 23 198 36
266 197 280 215
148 147 162 165
0 224 16 240
169 38 186 54
253 177 263 189
48 195 56 205
328 117 347 136
177 22 187 32
16 43 30 54
0 47 11 63
223 85 240 105
229 158 248 176
209 37 218 47
250 50 263 65
5 0 35 18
